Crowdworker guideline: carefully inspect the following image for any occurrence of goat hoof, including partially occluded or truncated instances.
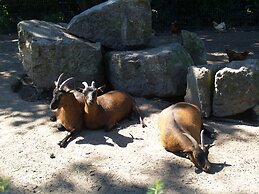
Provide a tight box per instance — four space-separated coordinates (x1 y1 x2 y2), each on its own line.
56 123 66 131
50 115 56 122
58 141 67 148
142 123 147 128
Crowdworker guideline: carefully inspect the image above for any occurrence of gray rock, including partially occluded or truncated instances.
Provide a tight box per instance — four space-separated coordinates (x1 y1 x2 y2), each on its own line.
67 0 152 50
213 59 259 117
181 30 207 66
18 20 104 90
105 43 194 97
252 105 259 121
184 63 226 117
184 66 213 117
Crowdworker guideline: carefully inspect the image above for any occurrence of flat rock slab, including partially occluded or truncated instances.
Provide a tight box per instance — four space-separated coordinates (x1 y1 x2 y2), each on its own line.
67 0 152 50
18 20 104 90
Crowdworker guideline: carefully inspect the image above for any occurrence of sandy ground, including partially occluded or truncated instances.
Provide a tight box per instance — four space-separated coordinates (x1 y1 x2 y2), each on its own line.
0 29 259 194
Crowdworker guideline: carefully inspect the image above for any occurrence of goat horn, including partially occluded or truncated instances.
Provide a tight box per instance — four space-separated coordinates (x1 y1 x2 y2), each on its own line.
182 133 199 149
59 77 74 90
55 73 64 87
200 130 208 153
200 130 204 147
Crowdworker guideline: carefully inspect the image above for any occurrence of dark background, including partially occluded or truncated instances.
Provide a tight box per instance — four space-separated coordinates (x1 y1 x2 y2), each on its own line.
0 0 259 33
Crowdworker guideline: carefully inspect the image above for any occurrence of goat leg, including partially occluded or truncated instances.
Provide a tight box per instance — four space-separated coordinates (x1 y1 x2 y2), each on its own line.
50 115 57 122
58 128 81 148
105 122 117 132
133 104 147 128
56 123 66 131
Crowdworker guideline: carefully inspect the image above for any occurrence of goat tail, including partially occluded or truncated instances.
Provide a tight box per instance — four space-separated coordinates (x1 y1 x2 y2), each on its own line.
132 100 147 128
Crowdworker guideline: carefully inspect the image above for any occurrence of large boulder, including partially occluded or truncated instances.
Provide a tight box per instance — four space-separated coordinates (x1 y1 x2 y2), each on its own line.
252 105 259 121
18 20 104 90
213 59 259 117
105 43 194 97
181 30 207 66
67 0 152 50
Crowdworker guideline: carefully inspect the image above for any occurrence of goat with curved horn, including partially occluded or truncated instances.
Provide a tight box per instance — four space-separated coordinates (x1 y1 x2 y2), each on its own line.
50 73 85 148
158 102 212 173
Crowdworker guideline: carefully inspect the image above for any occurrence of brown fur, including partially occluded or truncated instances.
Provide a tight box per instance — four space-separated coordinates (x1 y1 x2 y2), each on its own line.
158 102 211 172
84 90 143 130
158 102 201 150
50 74 86 148
56 92 84 131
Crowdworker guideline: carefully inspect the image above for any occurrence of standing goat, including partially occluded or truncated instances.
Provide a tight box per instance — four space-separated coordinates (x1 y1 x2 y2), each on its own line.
158 102 212 173
50 73 85 148
82 81 146 130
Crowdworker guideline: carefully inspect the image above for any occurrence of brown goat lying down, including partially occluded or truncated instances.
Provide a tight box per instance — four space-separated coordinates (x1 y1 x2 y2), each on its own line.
158 102 212 173
82 81 146 130
50 73 85 148
50 74 146 148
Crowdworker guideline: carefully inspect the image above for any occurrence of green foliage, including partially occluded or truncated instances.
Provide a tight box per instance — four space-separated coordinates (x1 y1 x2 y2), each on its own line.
0 2 12 29
147 179 164 194
0 177 9 192
0 0 80 33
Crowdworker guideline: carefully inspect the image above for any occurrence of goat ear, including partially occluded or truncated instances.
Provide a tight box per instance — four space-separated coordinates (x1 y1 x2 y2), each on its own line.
203 144 213 155
97 85 106 92
91 81 95 88
82 81 88 90
82 81 88 87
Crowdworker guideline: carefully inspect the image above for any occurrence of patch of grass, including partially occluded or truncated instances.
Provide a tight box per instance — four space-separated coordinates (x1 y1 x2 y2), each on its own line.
0 177 9 192
147 179 164 194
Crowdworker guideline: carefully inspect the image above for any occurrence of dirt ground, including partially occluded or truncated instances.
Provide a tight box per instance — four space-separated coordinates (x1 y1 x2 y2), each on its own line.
0 29 259 194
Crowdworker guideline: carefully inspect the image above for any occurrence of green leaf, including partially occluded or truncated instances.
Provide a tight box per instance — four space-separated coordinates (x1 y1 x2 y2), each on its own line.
147 179 164 194
0 177 9 192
